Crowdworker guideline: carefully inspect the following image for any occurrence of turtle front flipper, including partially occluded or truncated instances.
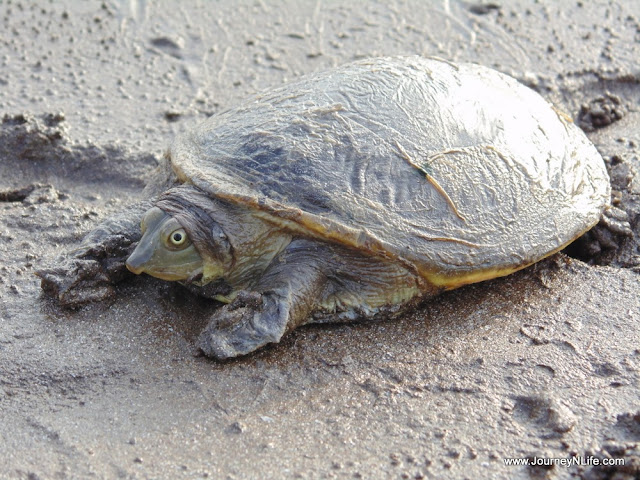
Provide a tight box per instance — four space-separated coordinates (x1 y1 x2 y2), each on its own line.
36 200 153 307
197 240 329 359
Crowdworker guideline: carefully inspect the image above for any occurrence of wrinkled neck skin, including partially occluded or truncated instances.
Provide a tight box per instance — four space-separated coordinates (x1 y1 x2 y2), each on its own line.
155 185 292 301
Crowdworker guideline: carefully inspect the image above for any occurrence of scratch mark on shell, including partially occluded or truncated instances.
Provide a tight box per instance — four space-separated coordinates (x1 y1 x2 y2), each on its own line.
394 141 466 222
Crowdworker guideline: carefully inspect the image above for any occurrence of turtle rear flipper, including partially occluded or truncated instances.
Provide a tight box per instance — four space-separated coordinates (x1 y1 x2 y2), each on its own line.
564 205 635 265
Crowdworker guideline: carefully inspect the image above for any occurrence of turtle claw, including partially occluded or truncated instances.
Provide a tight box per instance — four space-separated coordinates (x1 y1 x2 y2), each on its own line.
197 291 289 360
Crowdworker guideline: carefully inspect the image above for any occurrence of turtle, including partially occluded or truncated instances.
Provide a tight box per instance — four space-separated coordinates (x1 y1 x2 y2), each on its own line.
37 56 611 360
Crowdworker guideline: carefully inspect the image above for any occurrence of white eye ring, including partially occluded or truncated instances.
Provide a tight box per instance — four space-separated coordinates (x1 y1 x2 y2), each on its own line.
169 229 187 246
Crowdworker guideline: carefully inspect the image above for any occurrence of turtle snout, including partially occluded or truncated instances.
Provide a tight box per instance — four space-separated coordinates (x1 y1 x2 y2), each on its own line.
126 244 152 275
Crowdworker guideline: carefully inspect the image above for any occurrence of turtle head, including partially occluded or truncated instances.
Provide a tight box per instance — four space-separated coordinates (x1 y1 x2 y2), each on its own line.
127 187 235 285
126 207 204 281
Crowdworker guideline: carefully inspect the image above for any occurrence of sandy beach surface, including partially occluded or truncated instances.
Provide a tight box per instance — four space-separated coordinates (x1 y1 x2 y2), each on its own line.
0 1 639 479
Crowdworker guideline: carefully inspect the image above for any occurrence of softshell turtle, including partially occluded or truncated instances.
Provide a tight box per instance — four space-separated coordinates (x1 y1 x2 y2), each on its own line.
38 56 611 359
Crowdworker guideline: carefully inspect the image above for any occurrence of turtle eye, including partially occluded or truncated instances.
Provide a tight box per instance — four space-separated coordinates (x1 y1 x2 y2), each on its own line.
168 228 188 247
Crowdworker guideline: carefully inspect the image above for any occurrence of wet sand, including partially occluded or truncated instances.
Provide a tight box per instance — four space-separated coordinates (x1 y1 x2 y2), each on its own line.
0 1 638 479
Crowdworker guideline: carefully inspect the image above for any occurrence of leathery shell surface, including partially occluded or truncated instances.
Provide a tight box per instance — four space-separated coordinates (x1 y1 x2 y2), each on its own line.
171 56 610 286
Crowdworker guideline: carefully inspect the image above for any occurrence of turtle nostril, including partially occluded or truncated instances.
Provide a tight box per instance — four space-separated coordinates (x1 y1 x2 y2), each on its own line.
125 261 143 275
125 258 144 275
125 248 150 275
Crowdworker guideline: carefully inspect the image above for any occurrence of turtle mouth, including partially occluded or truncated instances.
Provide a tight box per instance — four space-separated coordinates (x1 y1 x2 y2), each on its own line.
125 252 203 281
184 269 204 284
126 262 202 281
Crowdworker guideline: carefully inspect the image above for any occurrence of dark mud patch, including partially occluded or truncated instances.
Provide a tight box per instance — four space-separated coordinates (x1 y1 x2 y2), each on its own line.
577 92 626 132
0 183 67 204
468 3 500 16
614 411 640 442
0 113 159 198
149 36 184 59
578 443 640 480
0 185 39 202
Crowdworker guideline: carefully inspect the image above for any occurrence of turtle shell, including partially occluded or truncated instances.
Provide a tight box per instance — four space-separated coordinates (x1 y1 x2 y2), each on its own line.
170 56 610 288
